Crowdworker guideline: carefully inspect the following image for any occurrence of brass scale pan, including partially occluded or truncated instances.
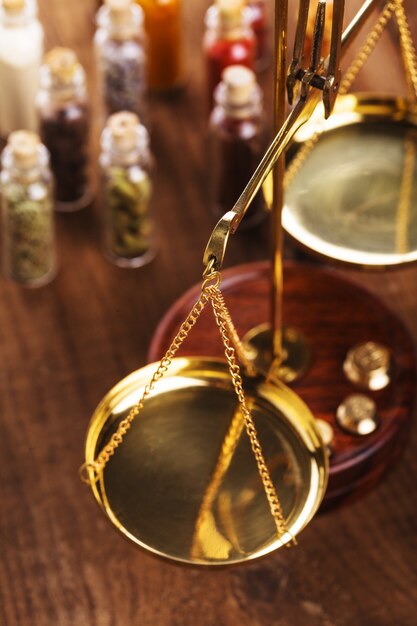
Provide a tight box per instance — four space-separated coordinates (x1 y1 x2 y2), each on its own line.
283 94 417 268
84 358 327 566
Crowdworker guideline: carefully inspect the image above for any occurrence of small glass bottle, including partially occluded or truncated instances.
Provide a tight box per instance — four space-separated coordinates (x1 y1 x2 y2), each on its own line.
36 47 91 212
203 0 256 109
0 0 44 136
100 112 155 267
95 0 147 121
0 131 56 286
209 65 266 229
246 0 269 70
136 0 184 92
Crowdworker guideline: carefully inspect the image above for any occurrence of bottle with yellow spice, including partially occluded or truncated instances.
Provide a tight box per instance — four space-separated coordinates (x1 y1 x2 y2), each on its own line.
136 0 184 92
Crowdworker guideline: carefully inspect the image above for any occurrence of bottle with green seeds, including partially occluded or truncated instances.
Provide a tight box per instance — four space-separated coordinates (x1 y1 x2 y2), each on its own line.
99 111 155 267
0 130 56 286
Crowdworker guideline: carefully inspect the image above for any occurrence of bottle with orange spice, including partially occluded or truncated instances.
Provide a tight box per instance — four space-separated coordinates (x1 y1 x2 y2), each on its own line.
136 0 184 92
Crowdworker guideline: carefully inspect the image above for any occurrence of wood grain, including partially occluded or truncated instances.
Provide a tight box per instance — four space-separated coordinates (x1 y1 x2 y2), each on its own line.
1 1 417 625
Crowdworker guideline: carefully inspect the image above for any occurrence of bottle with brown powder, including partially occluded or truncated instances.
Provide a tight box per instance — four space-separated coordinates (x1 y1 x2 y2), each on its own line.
36 47 91 212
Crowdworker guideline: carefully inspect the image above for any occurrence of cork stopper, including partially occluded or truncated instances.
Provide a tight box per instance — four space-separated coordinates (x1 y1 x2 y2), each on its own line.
108 111 140 152
222 65 256 106
105 0 131 22
3 0 25 13
44 47 79 87
216 0 244 27
8 131 41 169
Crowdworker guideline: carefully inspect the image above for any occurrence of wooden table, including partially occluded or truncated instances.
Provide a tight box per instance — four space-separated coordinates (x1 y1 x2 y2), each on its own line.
1 1 417 625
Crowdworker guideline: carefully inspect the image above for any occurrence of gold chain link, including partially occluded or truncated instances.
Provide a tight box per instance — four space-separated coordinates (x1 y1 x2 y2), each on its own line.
80 269 292 543
394 0 417 101
209 284 293 542
284 0 397 188
79 280 214 484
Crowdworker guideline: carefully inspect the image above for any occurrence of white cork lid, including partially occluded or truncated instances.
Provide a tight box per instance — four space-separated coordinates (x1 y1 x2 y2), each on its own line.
215 0 244 27
221 65 256 106
8 130 41 169
44 47 79 86
3 0 25 12
107 111 140 151
105 0 131 22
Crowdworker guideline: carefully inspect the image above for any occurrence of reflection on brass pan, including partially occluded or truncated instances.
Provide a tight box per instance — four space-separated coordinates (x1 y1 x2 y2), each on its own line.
84 358 328 566
283 95 417 268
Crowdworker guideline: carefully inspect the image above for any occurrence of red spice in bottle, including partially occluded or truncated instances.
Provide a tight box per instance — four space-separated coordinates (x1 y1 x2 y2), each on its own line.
204 0 256 109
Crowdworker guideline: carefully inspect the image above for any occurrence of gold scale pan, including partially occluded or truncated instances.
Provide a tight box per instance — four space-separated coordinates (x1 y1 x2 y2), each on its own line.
80 0 387 567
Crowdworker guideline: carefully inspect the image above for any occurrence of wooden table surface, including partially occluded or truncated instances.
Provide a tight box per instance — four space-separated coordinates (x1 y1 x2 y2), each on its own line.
1 1 417 625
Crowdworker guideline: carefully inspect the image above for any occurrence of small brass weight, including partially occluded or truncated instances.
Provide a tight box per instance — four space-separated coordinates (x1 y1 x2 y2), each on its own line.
80 0 414 566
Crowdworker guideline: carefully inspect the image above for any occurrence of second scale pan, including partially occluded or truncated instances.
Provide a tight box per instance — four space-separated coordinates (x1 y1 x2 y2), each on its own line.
283 94 417 268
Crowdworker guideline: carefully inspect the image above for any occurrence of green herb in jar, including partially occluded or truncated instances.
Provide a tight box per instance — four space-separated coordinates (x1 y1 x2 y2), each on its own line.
1 131 56 287
106 166 152 259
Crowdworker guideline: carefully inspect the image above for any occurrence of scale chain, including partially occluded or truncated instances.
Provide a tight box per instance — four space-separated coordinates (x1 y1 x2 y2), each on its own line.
79 286 211 483
208 284 294 543
394 0 417 101
80 268 293 545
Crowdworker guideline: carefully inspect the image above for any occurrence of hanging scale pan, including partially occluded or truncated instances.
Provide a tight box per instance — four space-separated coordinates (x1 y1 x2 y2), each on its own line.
283 94 417 268
80 268 328 567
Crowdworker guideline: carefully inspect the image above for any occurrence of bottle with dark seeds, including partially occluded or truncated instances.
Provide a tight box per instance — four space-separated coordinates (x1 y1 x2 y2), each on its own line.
0 131 56 286
99 111 155 267
36 47 91 212
209 65 266 229
95 0 147 122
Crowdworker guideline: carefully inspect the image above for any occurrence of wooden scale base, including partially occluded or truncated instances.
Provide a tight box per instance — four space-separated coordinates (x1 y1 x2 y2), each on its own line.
149 261 415 509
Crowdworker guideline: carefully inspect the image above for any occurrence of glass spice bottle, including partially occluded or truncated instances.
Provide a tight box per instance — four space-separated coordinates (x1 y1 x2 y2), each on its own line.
203 0 256 109
36 47 91 212
136 0 184 92
95 0 147 121
0 131 56 286
0 0 44 136
246 0 269 71
100 112 155 267
209 65 266 229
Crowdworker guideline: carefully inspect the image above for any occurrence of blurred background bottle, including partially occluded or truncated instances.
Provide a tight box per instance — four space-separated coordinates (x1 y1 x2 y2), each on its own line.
136 0 184 92
203 0 256 109
95 0 147 121
0 0 44 136
246 0 269 71
99 111 156 267
209 65 266 229
37 47 91 212
1 131 56 286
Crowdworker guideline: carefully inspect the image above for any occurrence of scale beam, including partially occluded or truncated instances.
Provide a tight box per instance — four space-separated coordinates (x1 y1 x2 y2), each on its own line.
204 0 381 271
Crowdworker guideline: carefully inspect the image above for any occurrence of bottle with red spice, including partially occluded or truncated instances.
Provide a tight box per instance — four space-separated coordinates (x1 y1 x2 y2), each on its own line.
36 47 91 212
203 0 256 109
209 64 266 229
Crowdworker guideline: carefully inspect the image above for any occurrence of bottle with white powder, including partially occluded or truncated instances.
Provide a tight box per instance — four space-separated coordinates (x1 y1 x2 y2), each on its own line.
0 0 44 137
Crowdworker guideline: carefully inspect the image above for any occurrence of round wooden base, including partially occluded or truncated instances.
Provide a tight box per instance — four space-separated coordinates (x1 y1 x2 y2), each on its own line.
148 261 415 509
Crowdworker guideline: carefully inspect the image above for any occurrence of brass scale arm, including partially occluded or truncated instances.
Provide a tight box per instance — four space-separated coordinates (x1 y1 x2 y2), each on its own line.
203 0 380 272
